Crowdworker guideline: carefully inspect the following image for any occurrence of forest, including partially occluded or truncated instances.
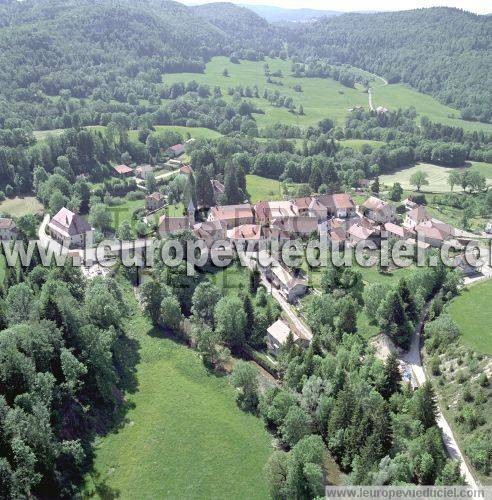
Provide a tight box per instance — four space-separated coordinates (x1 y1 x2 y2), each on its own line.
292 8 492 123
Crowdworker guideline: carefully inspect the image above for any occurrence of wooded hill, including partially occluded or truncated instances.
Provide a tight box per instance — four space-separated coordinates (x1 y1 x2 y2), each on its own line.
292 8 492 123
0 1 490 128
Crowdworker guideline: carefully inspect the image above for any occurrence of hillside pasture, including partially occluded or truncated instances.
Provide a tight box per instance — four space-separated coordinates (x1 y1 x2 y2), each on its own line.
163 56 492 134
84 288 272 499
163 56 368 128
380 162 492 193
373 84 492 134
448 280 492 355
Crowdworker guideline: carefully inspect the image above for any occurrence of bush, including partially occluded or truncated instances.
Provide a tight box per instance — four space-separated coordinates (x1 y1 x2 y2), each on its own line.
0 191 5 201
126 190 145 200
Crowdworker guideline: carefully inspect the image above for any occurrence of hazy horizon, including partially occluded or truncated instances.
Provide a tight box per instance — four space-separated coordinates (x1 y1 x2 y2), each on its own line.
183 0 490 15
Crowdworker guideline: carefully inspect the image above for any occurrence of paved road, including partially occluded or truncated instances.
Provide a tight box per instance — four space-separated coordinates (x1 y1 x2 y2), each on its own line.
401 305 479 488
260 275 313 341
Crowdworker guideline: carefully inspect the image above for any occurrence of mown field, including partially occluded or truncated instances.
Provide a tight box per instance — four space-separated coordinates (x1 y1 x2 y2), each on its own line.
372 83 492 134
164 56 369 128
448 280 492 355
339 139 384 151
84 288 272 499
246 174 283 202
164 56 492 134
128 125 222 142
380 162 492 193
0 196 44 216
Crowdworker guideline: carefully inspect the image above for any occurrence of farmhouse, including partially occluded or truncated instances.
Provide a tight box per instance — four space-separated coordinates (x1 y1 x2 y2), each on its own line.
47 207 92 247
360 196 396 223
264 264 308 304
113 164 134 177
317 193 356 218
348 223 380 247
383 222 415 240
266 319 308 355
167 144 185 157
158 215 192 236
145 192 166 211
227 224 264 249
193 220 224 247
208 203 255 229
414 220 454 247
271 216 318 237
405 205 431 228
135 164 153 180
268 201 299 219
292 197 312 216
0 218 17 240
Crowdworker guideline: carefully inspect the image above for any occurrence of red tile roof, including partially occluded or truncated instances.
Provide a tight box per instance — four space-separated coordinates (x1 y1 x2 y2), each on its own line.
318 193 355 211
113 164 134 175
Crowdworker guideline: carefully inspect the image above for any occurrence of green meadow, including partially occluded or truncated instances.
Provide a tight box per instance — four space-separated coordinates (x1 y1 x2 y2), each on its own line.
380 162 492 193
164 56 492 134
373 83 492 134
448 280 492 355
164 56 368 128
84 288 272 499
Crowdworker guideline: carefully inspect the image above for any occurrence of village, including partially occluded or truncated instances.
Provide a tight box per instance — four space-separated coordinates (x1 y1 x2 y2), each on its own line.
0 142 485 361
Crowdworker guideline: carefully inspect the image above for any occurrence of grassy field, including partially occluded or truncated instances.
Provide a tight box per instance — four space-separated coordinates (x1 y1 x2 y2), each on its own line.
128 125 222 142
163 56 492 134
373 84 492 134
380 162 492 193
339 139 384 151
0 196 44 216
33 125 105 140
164 56 368 129
84 288 272 499
448 280 492 355
246 174 283 202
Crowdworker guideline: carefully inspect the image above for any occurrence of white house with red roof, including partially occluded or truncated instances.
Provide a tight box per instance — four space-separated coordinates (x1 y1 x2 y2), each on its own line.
47 207 92 247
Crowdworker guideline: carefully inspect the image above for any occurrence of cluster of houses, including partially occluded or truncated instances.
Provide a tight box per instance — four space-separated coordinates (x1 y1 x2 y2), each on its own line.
157 192 469 253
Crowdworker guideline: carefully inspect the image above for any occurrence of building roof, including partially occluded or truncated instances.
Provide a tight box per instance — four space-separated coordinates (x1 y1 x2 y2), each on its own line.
415 220 454 241
317 193 355 211
158 215 190 233
146 192 165 201
0 218 16 230
293 197 312 211
329 226 347 243
227 224 263 241
267 319 298 345
136 164 153 173
209 204 254 222
179 165 193 175
271 216 318 235
384 222 412 238
348 223 376 241
408 205 430 222
361 196 387 211
254 201 271 220
268 201 298 219
271 264 308 291
211 179 225 194
193 220 223 239
48 207 91 238
113 164 134 175
169 143 185 152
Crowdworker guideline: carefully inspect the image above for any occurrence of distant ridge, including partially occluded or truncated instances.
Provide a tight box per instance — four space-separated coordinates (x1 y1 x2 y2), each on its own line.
238 4 343 23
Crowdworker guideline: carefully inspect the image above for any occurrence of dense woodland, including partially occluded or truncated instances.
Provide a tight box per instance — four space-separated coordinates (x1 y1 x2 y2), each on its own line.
293 8 492 123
